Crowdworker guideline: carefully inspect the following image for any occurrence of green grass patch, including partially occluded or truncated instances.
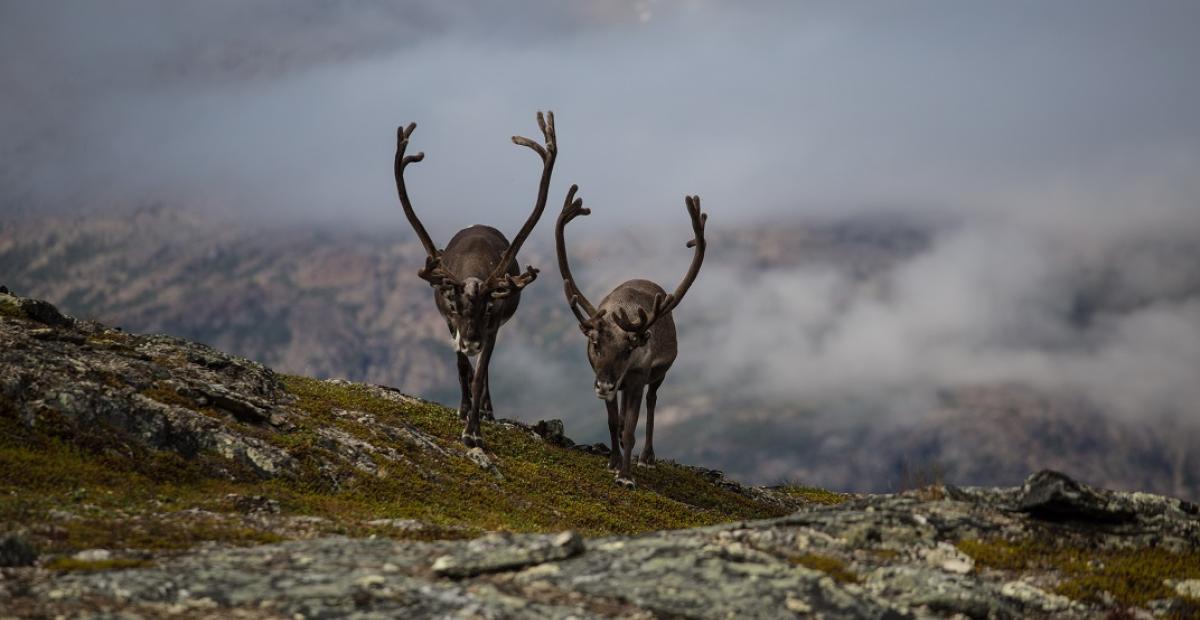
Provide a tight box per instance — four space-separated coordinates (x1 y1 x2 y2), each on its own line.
958 537 1200 607
57 515 285 552
1 373 802 556
774 485 850 506
790 553 859 583
140 384 196 409
45 557 151 572
276 376 791 535
0 294 29 321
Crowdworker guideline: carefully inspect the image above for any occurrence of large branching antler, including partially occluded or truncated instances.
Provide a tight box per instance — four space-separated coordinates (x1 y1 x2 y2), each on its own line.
395 123 460 289
395 123 437 259
486 111 558 297
612 195 707 334
555 184 602 327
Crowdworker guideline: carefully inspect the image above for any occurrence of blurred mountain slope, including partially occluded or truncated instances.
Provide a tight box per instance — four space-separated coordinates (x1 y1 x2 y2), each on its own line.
2 204 1195 499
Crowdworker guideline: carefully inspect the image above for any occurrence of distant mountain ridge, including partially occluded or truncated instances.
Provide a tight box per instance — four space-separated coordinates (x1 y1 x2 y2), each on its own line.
2 204 1196 500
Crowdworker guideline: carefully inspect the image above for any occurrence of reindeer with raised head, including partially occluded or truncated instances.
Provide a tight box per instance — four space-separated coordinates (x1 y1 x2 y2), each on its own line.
555 184 707 487
394 111 557 448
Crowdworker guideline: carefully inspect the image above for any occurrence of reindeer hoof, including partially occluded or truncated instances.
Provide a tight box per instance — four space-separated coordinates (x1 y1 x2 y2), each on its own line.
461 431 484 449
614 476 636 489
607 461 621 473
638 453 656 467
481 410 495 422
457 408 469 422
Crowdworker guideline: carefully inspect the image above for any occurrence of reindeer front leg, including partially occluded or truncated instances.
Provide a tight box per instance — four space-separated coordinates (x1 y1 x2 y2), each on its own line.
455 352 473 421
616 382 644 488
480 375 495 421
606 398 621 472
463 335 495 448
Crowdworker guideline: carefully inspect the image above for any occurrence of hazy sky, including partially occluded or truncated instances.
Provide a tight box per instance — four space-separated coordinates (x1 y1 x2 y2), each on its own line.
3 1 1198 231
3 1 1200 490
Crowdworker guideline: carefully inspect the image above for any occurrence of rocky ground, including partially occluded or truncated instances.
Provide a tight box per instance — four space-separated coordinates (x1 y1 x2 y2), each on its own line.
3 473 1199 619
2 289 1200 618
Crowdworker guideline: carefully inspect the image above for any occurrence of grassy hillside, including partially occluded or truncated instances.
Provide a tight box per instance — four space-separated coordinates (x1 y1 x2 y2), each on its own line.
1 338 816 563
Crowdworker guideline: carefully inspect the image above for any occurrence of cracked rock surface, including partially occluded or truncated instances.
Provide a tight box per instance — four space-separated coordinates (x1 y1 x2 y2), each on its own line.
6 473 1199 619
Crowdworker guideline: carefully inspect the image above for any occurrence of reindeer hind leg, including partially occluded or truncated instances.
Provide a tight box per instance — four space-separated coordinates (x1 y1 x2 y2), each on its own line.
639 378 663 467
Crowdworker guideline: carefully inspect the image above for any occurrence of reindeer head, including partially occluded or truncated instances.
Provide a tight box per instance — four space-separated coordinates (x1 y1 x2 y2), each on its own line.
422 257 538 356
555 185 707 400
577 309 652 400
394 113 555 356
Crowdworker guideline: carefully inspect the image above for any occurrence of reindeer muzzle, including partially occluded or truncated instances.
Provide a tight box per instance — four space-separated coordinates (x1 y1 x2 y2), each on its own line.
594 381 616 401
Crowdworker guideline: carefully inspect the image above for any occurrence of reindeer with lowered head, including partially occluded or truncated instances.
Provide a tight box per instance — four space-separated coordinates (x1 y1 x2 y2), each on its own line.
555 184 707 487
394 112 558 448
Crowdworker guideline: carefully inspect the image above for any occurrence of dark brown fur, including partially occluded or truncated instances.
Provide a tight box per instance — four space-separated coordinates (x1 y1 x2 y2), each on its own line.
556 185 707 486
394 113 558 448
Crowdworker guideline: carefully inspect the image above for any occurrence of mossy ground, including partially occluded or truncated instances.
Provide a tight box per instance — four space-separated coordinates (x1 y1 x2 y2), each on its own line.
958 537 1200 608
772 484 850 506
789 553 859 583
275 376 790 534
1 375 795 566
43 557 152 572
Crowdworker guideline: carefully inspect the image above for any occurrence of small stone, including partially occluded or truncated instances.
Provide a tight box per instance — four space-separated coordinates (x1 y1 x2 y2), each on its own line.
1001 580 1073 612
785 596 812 613
73 549 112 562
0 533 37 567
466 447 502 479
531 419 573 447
432 531 585 578
355 574 386 588
1172 578 1200 598
919 542 975 575
1016 470 1135 523
366 518 425 531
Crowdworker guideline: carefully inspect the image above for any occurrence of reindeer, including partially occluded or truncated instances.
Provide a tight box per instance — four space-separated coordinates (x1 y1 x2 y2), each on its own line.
394 112 557 448
555 184 707 487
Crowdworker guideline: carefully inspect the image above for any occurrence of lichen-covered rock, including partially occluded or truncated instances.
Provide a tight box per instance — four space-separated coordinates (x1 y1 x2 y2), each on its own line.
1016 469 1137 523
6 474 1200 618
3 292 1199 618
432 531 584 578
532 418 572 447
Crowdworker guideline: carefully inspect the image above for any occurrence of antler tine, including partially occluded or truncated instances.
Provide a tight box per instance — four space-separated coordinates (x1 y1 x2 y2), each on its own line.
394 123 439 260
556 184 599 323
417 254 462 289
661 194 707 314
578 307 608 335
491 266 540 299
613 195 707 334
488 110 559 288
